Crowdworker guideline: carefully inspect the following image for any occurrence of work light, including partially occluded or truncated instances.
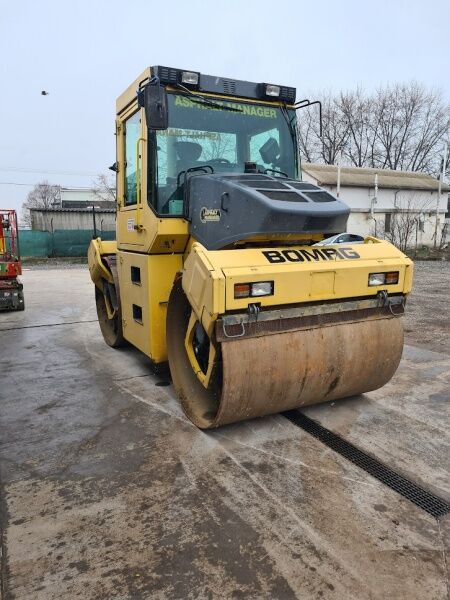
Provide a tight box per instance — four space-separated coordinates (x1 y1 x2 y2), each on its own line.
181 71 199 87
368 272 399 286
265 84 281 97
234 281 274 298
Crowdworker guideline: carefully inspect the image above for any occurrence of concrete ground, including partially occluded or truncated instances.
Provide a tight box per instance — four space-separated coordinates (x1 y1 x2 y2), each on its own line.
0 263 449 600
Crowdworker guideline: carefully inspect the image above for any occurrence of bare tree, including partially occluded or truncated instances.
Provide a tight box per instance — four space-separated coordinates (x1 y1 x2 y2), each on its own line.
92 173 116 203
297 105 321 163
439 221 449 250
371 82 450 173
21 180 61 227
297 92 349 165
340 88 376 167
297 82 450 177
375 195 434 252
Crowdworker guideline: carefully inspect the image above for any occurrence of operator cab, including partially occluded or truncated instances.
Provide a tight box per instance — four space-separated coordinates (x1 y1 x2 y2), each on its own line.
129 67 302 218
147 92 299 216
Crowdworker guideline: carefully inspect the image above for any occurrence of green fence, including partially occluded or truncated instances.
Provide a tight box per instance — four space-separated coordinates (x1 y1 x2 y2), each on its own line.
19 229 116 258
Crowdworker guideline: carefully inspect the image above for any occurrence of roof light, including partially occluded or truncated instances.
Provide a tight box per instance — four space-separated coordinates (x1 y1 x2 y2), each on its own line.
259 82 296 102
180 71 199 86
265 84 280 97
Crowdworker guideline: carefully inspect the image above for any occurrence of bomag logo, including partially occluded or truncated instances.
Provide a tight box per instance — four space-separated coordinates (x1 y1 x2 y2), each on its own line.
262 247 360 263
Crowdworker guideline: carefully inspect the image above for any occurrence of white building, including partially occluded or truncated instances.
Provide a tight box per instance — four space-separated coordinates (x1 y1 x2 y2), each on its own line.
302 163 450 248
53 187 115 210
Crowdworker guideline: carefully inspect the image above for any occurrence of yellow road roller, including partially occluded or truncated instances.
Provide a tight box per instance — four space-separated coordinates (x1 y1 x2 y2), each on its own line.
88 66 413 428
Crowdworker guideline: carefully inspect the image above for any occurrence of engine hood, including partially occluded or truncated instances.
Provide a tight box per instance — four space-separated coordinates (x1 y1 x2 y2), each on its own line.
187 173 350 250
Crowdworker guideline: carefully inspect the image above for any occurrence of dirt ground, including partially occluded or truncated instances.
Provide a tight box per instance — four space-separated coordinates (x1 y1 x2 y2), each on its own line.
0 263 449 599
404 261 450 355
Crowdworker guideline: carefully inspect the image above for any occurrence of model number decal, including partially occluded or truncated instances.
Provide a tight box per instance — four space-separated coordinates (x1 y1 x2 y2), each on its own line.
262 247 361 263
200 207 221 223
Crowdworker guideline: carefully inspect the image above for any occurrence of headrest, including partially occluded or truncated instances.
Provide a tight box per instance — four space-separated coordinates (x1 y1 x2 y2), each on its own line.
175 141 202 161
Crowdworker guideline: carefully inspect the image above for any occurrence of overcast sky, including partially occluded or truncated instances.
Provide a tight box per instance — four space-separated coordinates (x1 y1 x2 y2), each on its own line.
1 0 449 213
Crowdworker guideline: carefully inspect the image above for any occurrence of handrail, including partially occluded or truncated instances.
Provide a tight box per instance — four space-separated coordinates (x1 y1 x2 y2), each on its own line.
135 136 146 231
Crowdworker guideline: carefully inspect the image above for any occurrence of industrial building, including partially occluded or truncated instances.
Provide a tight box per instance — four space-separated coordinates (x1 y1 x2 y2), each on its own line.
302 163 450 247
56 187 115 210
30 206 116 233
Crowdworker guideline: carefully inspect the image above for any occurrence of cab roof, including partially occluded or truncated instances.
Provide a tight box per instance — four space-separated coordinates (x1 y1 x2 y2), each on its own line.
116 66 296 115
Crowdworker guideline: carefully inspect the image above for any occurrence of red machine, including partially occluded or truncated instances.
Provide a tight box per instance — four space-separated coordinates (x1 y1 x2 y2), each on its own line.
0 209 24 311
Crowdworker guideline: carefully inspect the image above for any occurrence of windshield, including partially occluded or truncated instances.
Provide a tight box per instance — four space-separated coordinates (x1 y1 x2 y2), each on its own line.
150 93 297 215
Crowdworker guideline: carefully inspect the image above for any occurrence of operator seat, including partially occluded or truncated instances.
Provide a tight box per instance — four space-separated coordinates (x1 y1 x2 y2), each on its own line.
160 141 204 214
175 141 203 173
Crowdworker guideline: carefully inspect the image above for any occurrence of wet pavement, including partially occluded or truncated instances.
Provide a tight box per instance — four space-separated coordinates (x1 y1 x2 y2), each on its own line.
0 267 449 599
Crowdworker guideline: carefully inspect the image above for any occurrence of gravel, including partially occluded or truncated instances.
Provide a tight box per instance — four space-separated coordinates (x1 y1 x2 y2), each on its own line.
404 260 450 355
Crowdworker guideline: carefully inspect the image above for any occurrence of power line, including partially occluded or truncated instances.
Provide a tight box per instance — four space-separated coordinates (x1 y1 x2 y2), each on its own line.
0 181 93 189
0 167 98 176
0 182 40 186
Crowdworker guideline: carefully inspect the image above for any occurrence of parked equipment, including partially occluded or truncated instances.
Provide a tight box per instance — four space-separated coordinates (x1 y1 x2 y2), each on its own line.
0 209 24 311
88 66 413 428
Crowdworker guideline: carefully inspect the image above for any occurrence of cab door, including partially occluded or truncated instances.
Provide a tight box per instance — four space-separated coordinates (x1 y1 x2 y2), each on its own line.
116 104 149 250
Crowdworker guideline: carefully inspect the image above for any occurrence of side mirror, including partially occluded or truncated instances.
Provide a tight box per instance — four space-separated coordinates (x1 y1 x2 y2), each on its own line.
138 77 168 130
259 137 280 165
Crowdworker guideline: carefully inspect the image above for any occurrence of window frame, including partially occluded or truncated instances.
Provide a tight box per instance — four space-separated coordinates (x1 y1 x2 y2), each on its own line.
145 93 299 219
384 212 392 233
123 109 142 207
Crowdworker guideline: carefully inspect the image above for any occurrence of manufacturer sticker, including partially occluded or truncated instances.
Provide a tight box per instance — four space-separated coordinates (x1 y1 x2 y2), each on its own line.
174 95 277 119
127 218 135 232
262 247 361 263
200 207 221 223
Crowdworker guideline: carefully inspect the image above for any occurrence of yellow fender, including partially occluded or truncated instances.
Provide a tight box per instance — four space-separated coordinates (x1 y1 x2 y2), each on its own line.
87 238 117 289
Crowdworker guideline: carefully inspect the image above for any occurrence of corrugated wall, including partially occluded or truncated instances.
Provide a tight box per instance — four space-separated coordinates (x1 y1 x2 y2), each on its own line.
19 230 116 257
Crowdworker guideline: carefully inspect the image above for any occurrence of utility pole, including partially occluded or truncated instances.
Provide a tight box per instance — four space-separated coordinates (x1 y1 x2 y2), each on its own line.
91 205 97 239
434 143 447 249
370 173 378 237
336 152 341 198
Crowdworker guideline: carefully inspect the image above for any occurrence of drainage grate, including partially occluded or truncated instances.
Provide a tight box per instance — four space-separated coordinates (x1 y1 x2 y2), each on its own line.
284 410 450 519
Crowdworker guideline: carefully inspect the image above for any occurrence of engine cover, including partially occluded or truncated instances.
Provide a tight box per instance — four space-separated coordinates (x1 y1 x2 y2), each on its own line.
187 173 350 250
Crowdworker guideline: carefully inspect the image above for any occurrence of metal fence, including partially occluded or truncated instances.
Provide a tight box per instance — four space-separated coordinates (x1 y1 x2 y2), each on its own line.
19 229 116 258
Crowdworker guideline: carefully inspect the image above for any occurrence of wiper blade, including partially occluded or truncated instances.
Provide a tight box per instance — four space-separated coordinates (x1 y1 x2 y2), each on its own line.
177 83 243 112
264 167 289 178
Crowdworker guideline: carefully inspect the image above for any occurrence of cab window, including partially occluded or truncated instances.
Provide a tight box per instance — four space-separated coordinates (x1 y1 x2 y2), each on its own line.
124 111 141 206
154 130 237 215
249 127 280 170
151 94 298 216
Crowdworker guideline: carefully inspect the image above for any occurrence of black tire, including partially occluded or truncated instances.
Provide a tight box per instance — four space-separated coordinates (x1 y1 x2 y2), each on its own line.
95 286 125 348
17 291 25 311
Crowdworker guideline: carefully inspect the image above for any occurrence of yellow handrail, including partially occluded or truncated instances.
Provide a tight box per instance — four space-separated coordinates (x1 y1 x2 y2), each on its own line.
135 136 146 231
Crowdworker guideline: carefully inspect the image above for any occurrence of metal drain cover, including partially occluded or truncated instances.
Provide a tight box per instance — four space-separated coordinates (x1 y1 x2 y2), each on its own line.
284 410 450 519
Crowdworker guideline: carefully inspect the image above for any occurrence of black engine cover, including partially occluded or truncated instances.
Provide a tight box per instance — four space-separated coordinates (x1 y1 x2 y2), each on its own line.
187 173 350 250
